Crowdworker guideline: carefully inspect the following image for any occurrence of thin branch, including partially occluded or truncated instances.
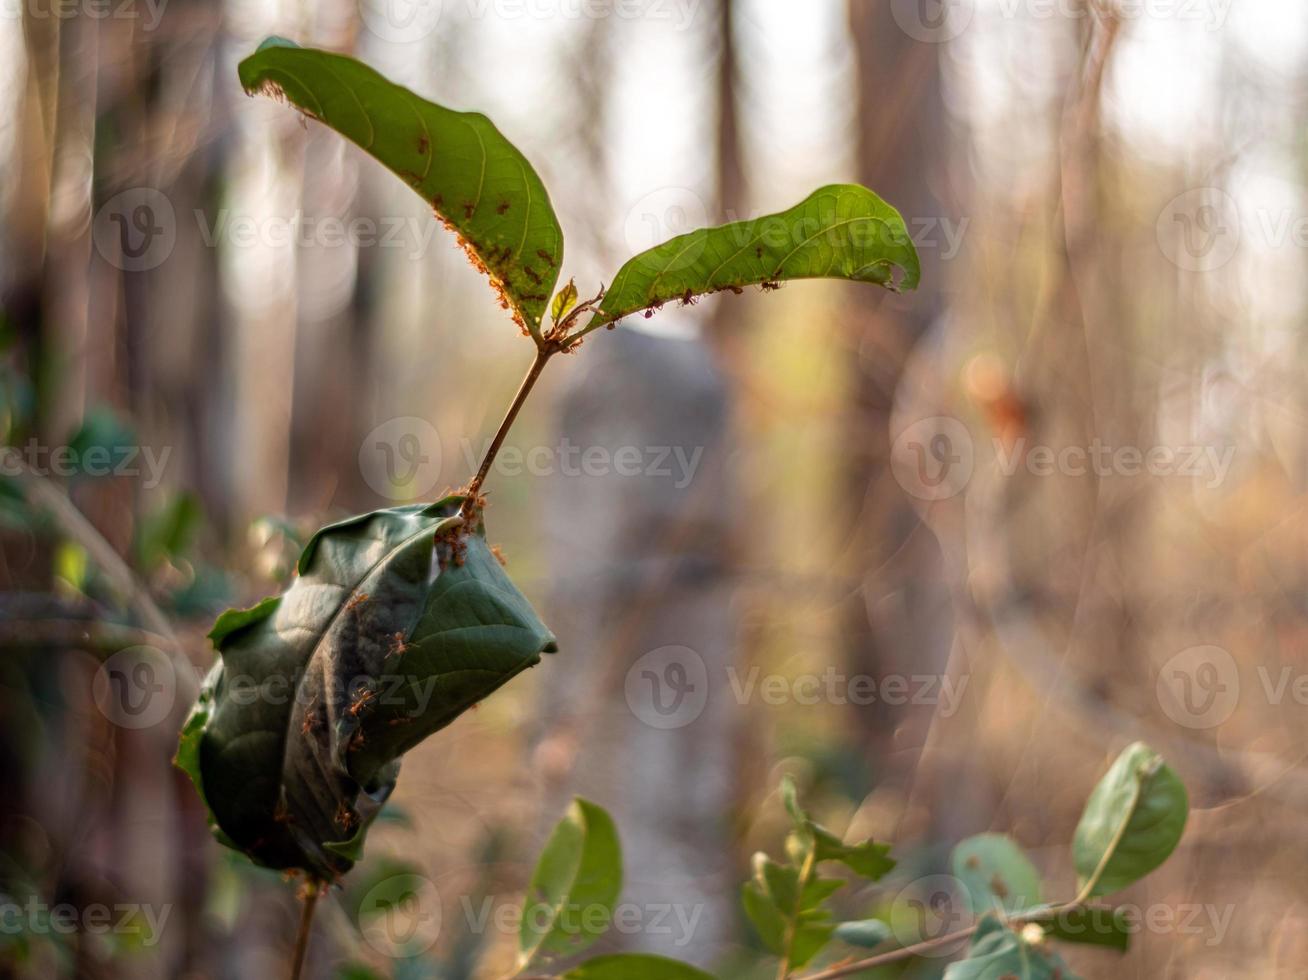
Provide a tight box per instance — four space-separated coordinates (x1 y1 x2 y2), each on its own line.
459 346 554 521
14 464 196 698
776 846 818 979
795 926 978 980
288 879 322 980
795 902 1079 980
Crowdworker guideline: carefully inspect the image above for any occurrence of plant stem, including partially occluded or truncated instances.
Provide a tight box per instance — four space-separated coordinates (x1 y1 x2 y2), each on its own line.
794 901 1080 980
289 879 322 980
776 846 819 980
459 347 553 521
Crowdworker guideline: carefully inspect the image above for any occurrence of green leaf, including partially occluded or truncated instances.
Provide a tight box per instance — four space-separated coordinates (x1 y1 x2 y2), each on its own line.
750 853 843 915
590 184 919 329
563 954 715 980
833 918 891 949
943 917 1081 980
551 278 579 324
519 798 622 968
809 825 895 881
135 491 202 570
239 38 564 335
779 777 895 881
741 880 788 956
742 854 838 969
1073 742 1188 898
66 405 136 479
1041 906 1131 952
951 834 1043 914
175 497 557 877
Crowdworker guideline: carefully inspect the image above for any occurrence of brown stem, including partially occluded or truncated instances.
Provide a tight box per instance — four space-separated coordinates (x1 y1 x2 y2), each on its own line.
796 901 1079 980
288 879 322 980
459 347 554 521
796 925 978 980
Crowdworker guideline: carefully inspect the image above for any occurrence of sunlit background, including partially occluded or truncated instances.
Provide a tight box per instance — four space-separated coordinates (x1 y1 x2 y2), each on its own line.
2 0 1307 976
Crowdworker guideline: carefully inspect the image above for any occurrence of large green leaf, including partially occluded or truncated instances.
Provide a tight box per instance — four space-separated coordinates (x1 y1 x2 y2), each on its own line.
952 834 1043 914
175 497 557 878
563 954 715 979
587 184 919 330
518 798 623 969
238 38 564 336
943 917 1081 980
1072 743 1188 898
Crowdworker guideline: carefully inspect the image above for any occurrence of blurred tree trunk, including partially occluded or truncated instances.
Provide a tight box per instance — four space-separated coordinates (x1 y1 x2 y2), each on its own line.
841 2 961 825
532 1 741 966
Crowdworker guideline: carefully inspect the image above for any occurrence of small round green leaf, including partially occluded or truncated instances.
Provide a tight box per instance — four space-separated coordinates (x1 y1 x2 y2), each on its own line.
1073 743 1188 898
951 833 1043 914
833 918 892 949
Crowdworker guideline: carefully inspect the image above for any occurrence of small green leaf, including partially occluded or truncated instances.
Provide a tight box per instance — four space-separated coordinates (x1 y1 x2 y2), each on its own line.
944 917 1081 980
778 777 895 881
135 491 202 570
750 853 843 914
1042 906 1131 952
65 406 137 479
551 278 579 323
809 826 895 881
563 954 715 979
741 881 788 956
951 834 1043 914
1073 743 1188 898
590 184 919 329
239 39 564 336
519 798 622 968
833 918 891 949
742 854 837 969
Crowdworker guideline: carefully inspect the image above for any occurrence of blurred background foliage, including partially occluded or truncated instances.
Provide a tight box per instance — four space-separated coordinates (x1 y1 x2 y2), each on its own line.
1 0 1307 977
